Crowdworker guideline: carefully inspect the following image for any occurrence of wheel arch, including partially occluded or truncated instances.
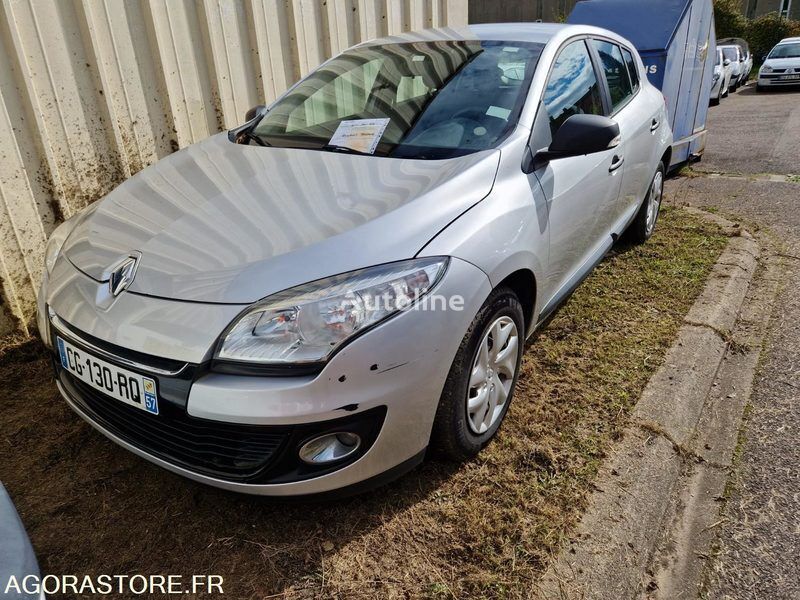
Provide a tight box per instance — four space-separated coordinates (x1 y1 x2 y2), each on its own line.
660 146 672 172
495 268 538 336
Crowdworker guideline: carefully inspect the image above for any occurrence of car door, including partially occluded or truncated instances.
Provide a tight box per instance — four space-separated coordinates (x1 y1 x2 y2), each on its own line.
591 39 656 226
529 38 624 311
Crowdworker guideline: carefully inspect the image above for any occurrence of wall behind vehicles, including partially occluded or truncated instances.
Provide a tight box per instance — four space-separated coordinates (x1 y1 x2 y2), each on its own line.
469 0 578 23
0 0 468 336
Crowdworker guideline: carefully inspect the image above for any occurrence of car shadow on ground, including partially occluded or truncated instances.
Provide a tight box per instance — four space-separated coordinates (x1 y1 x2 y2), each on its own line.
737 84 800 96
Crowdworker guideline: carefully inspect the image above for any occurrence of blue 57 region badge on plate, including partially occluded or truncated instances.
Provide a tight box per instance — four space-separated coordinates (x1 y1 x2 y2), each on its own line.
143 378 159 415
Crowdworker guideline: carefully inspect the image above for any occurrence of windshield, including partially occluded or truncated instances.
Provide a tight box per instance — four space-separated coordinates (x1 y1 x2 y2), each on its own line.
769 43 800 59
721 47 738 61
251 40 544 159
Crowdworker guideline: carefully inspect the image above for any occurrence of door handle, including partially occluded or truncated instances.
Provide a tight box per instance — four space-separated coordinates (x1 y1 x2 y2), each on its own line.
650 118 660 132
609 155 624 172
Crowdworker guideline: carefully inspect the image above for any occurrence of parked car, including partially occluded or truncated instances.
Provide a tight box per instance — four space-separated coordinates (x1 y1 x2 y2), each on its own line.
719 37 753 86
38 24 672 497
710 48 733 105
719 45 743 92
757 38 800 92
1 483 41 600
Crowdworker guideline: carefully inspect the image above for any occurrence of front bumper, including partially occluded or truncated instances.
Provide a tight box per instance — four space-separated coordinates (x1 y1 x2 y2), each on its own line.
42 257 492 496
757 73 800 87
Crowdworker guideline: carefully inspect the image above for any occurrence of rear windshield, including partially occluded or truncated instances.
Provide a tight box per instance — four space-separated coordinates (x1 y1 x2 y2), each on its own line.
251 40 544 159
769 43 800 59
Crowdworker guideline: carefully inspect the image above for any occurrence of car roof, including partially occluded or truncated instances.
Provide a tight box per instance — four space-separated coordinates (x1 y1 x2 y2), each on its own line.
359 23 598 48
778 37 800 44
718 37 749 51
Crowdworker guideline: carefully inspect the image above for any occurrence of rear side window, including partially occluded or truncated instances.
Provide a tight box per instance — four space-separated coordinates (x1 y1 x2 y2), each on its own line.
542 40 605 135
592 39 634 112
621 47 640 92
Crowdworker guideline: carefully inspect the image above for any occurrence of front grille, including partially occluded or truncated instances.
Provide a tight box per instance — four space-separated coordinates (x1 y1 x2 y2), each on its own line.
60 371 290 482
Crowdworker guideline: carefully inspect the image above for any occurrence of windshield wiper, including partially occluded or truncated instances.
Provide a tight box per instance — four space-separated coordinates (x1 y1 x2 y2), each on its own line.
241 131 271 146
320 144 371 156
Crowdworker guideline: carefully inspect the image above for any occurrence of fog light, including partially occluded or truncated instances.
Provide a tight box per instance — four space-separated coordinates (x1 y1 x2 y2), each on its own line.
298 432 361 465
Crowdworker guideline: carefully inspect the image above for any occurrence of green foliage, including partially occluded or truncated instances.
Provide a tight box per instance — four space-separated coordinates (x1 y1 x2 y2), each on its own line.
714 0 747 39
713 0 800 64
747 12 800 61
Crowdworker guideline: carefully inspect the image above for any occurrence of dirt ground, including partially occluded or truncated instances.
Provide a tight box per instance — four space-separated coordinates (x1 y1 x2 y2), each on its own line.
0 208 728 599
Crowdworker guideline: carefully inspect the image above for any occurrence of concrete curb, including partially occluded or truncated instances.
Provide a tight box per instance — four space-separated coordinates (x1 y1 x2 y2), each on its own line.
536 209 772 599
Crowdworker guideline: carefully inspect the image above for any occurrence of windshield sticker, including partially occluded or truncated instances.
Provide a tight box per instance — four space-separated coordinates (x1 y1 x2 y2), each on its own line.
329 118 390 154
486 106 511 121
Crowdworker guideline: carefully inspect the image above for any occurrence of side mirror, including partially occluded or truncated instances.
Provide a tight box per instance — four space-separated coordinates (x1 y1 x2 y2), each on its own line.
723 58 731 66
529 115 620 171
762 55 768 62
245 104 267 123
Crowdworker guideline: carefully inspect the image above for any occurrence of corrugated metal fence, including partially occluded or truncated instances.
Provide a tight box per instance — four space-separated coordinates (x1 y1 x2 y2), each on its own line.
0 0 468 335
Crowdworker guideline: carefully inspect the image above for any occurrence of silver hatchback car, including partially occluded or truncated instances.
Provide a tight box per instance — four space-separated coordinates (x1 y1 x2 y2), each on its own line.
38 23 672 497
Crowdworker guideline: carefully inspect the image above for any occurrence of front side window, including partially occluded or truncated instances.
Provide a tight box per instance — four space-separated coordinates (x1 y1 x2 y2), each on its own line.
769 43 800 59
252 40 544 159
592 39 634 111
542 40 605 135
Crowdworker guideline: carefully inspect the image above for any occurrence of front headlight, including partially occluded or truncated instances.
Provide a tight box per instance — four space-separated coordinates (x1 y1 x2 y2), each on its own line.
761 65 773 74
44 220 73 274
215 257 449 366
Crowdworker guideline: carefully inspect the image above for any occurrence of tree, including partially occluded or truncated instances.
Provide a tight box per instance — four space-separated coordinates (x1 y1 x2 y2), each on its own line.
747 12 800 61
714 0 747 39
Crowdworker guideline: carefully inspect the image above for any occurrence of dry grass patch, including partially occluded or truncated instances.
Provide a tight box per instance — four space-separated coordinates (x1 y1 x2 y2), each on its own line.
0 207 727 599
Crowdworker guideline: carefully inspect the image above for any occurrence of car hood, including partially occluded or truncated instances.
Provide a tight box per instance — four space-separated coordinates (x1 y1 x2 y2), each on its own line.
63 133 500 304
764 57 800 69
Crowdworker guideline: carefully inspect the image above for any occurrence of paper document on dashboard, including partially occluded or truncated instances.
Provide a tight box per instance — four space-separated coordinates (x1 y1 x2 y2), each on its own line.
329 118 390 154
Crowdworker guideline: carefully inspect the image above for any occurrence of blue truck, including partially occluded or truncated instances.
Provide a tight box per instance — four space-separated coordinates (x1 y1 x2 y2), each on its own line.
568 0 716 170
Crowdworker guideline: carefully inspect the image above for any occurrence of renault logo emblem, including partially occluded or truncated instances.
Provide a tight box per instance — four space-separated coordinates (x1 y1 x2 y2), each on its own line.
108 255 139 297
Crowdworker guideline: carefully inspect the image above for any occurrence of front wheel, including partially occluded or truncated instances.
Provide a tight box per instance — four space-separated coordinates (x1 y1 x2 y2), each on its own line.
623 161 665 245
431 287 524 461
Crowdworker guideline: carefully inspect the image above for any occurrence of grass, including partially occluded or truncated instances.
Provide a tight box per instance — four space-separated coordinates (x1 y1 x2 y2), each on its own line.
0 207 728 599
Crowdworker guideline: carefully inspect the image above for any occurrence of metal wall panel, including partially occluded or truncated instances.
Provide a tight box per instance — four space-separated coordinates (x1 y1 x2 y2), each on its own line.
0 0 468 335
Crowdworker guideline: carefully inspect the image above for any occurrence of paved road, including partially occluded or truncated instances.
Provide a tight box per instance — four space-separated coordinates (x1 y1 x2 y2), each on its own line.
667 83 800 599
696 85 800 177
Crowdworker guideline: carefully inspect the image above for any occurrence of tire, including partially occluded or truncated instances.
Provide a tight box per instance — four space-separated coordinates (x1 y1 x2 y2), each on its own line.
431 287 525 461
623 161 665 245
711 85 722 106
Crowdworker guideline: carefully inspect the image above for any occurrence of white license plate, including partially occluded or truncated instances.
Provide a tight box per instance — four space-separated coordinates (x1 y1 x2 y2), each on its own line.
57 336 159 415
779 74 800 80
